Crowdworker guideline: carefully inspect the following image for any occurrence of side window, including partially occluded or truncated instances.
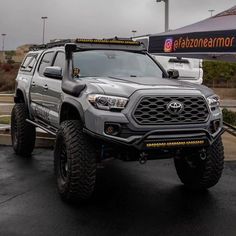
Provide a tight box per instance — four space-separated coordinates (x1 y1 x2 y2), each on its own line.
20 54 38 72
38 51 54 76
53 52 65 70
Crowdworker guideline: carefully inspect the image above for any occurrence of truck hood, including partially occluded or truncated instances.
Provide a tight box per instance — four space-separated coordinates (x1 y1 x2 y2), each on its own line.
87 76 214 98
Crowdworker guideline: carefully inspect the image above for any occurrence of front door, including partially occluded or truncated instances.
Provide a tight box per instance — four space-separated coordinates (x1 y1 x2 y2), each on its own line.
40 51 65 128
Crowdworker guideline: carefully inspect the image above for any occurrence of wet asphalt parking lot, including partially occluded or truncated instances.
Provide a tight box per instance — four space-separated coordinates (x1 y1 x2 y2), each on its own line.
0 146 235 236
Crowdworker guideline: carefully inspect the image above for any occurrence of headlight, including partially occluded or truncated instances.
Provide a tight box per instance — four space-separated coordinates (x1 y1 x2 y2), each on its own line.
88 94 128 111
207 95 220 110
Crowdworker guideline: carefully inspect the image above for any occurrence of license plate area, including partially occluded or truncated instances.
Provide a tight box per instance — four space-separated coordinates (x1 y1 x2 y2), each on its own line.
174 62 184 68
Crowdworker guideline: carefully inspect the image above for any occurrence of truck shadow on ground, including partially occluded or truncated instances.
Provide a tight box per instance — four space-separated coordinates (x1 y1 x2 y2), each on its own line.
64 160 226 235
1 148 235 235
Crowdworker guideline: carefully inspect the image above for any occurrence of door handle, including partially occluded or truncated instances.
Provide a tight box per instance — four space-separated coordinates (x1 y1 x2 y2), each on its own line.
43 84 48 90
31 81 36 87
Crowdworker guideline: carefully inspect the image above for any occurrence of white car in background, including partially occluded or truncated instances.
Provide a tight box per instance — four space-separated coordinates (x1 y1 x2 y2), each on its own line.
133 36 203 84
153 55 203 84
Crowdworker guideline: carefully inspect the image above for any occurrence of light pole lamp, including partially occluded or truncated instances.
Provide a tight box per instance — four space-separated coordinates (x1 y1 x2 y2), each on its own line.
41 16 48 44
132 30 137 37
208 9 215 17
1 34 6 63
156 0 169 32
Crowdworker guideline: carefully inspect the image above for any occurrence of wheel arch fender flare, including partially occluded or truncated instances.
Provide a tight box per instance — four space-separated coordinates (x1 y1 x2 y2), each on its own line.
60 98 85 124
14 88 28 104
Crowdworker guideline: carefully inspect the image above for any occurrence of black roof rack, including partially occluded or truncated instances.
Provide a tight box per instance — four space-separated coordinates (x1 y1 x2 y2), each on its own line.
29 37 144 51
29 44 46 51
29 39 73 51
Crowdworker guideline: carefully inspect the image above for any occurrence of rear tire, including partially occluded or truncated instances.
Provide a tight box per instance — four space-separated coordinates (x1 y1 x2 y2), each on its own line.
174 137 224 190
54 120 97 202
11 104 36 156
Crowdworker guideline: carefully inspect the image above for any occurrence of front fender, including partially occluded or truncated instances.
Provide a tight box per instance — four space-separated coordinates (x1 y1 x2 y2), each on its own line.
60 97 85 123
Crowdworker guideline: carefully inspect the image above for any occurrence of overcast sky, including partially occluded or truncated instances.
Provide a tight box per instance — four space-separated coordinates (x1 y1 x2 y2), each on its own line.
0 0 236 50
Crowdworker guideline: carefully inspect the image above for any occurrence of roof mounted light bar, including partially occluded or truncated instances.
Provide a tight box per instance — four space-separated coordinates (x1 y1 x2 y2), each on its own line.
30 37 143 51
75 38 141 46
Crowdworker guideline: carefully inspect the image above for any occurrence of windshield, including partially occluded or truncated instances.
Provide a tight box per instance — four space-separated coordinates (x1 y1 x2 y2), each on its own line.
73 50 164 78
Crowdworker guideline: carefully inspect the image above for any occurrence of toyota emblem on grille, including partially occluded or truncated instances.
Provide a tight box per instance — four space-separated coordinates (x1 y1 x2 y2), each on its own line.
167 101 184 115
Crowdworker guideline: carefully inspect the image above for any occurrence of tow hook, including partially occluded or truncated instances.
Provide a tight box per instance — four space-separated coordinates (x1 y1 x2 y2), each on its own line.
139 152 148 164
175 150 181 160
200 149 207 160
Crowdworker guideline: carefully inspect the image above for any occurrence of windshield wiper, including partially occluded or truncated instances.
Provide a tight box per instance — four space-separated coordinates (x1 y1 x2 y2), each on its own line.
76 76 98 78
107 76 137 84
108 76 128 81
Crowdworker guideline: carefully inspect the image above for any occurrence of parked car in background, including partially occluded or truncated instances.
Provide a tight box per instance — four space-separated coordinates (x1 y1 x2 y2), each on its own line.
134 36 203 84
153 56 203 84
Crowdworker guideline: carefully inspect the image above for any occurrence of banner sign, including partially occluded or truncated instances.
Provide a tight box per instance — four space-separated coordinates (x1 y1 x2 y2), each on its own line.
149 30 236 54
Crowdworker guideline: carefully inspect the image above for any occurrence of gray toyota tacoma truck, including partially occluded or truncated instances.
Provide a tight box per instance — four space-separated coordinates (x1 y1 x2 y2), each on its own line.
11 38 225 202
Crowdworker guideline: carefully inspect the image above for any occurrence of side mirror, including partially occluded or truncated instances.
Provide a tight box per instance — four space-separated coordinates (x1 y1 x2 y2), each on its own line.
43 66 63 79
167 69 179 79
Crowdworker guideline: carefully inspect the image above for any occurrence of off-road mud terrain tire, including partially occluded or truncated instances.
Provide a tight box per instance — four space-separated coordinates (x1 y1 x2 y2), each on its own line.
174 137 224 190
11 104 36 156
54 120 96 202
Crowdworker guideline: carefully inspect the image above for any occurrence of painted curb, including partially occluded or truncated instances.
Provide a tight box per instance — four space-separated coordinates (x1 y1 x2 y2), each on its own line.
0 127 55 148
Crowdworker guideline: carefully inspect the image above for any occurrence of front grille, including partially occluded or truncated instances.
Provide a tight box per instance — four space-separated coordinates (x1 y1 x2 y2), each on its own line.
133 96 209 125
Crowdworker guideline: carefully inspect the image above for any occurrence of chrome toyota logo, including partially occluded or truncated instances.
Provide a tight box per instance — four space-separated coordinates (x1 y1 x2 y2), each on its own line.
167 101 184 115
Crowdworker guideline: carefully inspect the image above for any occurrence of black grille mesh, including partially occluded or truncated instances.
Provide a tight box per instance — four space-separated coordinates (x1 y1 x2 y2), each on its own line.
133 96 209 125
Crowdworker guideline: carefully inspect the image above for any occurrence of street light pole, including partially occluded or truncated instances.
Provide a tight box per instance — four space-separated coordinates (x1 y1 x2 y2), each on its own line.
164 0 169 32
156 0 169 32
41 16 48 44
1 34 6 63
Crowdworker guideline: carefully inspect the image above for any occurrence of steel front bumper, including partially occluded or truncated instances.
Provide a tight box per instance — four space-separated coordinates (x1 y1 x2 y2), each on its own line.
84 126 225 151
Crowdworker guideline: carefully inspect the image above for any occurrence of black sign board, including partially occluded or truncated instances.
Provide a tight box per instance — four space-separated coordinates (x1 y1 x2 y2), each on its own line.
149 30 236 54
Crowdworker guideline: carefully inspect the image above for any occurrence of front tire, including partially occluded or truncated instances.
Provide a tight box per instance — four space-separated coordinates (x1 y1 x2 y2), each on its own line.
174 137 224 190
54 120 97 202
11 104 36 156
